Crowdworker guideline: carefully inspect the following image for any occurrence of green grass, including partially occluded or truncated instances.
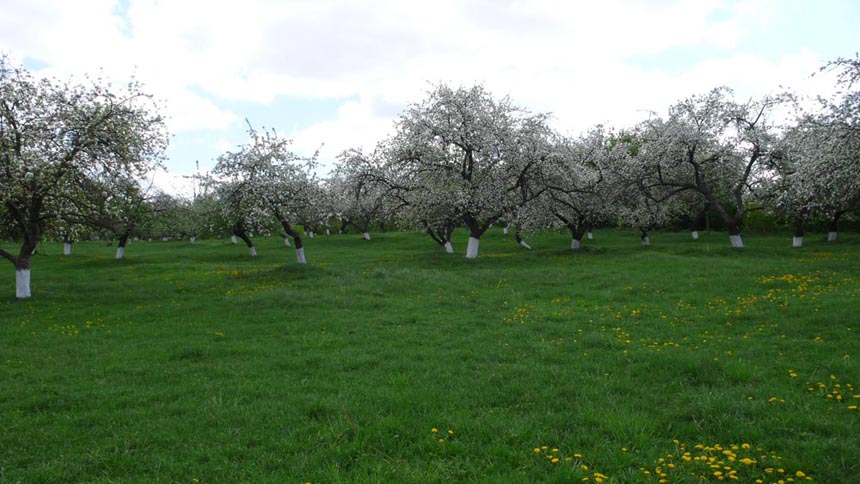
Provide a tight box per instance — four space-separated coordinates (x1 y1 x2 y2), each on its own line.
2 229 859 483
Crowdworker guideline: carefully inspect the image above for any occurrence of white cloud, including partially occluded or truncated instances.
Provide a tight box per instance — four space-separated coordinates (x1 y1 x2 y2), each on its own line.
288 97 396 174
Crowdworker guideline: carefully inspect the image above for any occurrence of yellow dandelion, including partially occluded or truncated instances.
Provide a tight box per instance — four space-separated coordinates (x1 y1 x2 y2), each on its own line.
431 428 438 433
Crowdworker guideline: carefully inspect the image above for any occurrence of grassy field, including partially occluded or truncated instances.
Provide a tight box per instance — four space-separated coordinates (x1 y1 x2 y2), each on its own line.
2 229 859 483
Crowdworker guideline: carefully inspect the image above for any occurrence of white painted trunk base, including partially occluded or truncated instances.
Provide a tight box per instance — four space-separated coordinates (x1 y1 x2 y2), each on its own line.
792 236 803 247
230 235 238 244
326 229 331 235
828 231 837 242
284 238 291 247
63 243 71 255
296 247 306 264
503 227 509 235
444 241 454 253
116 247 125 259
249 247 257 257
466 237 480 259
691 230 699 240
190 237 196 244
16 269 31 299
161 237 169 241
519 240 532 250
641 236 650 246
730 234 744 248
571 239 581 250
587 231 593 240
309 232 315 238
363 232 371 240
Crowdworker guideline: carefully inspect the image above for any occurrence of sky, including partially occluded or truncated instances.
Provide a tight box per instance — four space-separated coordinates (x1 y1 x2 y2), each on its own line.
1 0 857 196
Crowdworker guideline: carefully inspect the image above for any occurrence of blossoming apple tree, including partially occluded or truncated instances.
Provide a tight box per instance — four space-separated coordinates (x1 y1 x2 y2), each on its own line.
387 84 552 258
0 55 167 298
633 87 786 248
211 123 316 263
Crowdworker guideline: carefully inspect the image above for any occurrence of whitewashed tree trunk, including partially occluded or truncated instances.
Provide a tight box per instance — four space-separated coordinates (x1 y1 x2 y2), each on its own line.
444 241 454 253
691 230 699 240
363 232 371 240
249 247 257 257
519 240 532 249
466 237 480 259
296 247 306 264
503 227 509 235
309 232 315 238
16 269 31 299
284 237 291 247
641 236 650 246
190 237 196 244
571 239 581 250
730 234 744 248
230 235 238 244
116 247 125 259
326 229 331 236
63 243 71 255
587 231 593 240
828 232 837 242
792 236 803 247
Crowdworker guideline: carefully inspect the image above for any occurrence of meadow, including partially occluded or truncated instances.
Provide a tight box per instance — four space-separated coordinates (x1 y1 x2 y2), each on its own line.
1 229 859 483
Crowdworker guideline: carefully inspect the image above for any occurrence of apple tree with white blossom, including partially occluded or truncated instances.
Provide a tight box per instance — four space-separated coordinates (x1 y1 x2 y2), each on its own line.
387 84 552 258
0 55 167 298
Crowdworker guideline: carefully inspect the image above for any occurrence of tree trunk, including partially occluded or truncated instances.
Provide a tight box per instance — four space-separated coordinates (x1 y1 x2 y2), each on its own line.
362 232 371 240
514 230 531 250
189 236 196 244
570 223 585 250
15 256 31 299
640 228 650 246
63 234 72 255
116 233 129 259
557 215 585 251
284 237 291 247
793 208 808 248
827 212 842 242
233 224 255 256
230 235 238 244
463 215 495 259
424 225 454 253
692 208 707 240
466 237 480 259
728 223 743 248
707 196 744 248
281 221 305 264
